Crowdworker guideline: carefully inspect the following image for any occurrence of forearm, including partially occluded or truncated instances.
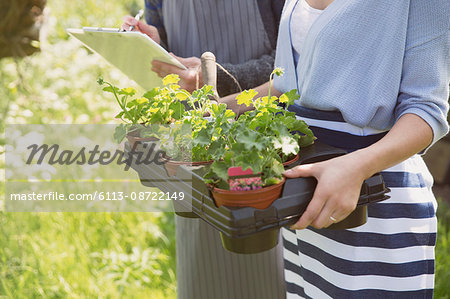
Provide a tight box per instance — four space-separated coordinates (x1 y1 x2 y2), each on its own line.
218 81 282 114
350 113 433 179
286 113 434 229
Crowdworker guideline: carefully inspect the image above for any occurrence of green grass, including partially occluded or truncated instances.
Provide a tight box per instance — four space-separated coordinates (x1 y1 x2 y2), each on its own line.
0 212 176 298
0 1 177 298
435 197 450 299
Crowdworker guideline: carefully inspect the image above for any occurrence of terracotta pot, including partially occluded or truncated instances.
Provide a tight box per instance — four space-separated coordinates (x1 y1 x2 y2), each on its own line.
126 130 159 148
282 154 299 167
161 154 213 177
210 177 286 209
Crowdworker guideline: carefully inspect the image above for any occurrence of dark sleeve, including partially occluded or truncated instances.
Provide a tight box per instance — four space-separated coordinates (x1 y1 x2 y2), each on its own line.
144 0 168 49
215 0 284 96
271 0 285 25
216 50 276 96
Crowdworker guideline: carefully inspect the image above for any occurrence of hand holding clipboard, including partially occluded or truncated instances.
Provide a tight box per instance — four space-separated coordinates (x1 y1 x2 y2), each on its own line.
67 13 186 90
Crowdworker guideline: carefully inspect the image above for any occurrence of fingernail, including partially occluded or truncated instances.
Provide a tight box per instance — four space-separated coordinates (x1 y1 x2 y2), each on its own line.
290 225 299 230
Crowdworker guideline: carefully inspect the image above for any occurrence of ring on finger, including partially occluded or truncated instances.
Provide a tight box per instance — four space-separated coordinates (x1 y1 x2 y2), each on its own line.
329 215 337 222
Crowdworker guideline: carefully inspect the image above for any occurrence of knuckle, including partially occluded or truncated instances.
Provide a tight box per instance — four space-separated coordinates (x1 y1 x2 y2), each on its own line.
311 220 323 229
335 199 354 212
303 209 318 223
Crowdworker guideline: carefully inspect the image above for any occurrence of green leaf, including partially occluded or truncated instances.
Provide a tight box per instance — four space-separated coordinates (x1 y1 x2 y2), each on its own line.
193 128 211 146
210 103 227 118
279 89 299 106
290 119 315 136
114 111 124 119
119 87 136 96
143 88 159 100
210 161 229 182
265 177 282 186
169 101 185 120
102 86 119 93
113 124 128 143
175 91 189 101
202 85 214 94
262 158 284 182
207 139 226 159
223 109 235 119
234 151 263 173
126 99 138 108
236 89 258 107
298 135 316 147
236 129 265 151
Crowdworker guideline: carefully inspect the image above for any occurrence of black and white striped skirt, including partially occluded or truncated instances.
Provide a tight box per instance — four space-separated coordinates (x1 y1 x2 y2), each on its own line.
284 105 437 298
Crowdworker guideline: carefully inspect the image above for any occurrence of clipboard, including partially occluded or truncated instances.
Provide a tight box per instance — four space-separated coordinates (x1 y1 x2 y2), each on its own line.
67 27 187 90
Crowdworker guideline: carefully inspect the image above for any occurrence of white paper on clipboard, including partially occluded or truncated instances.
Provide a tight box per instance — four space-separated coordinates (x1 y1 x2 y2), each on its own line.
67 27 187 90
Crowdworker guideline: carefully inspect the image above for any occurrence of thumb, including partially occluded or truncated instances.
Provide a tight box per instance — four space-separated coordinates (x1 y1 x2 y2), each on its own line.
283 164 315 178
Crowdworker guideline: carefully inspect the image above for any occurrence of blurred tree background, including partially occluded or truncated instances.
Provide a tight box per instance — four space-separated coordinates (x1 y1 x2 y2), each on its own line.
0 0 448 298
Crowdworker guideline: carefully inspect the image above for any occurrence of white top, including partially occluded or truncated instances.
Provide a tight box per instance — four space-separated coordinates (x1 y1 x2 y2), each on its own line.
290 0 323 63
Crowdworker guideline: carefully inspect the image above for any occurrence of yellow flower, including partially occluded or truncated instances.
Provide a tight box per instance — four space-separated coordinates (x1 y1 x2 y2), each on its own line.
136 97 149 104
163 74 180 85
120 87 136 95
149 107 160 114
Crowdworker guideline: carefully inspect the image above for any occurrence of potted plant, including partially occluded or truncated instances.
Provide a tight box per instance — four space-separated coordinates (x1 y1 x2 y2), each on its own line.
97 75 186 146
159 87 236 176
204 68 315 209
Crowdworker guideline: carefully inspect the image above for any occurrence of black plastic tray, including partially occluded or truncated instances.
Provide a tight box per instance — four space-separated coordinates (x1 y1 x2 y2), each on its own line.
126 141 390 253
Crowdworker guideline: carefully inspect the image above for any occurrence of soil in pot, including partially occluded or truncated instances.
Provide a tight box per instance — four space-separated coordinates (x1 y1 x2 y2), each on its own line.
210 177 286 209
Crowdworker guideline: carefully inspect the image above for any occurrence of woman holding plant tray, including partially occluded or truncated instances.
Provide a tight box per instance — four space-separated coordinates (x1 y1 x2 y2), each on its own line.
221 0 449 297
123 1 287 299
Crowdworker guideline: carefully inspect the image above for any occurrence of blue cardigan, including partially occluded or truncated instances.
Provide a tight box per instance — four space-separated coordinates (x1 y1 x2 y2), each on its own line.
274 0 449 147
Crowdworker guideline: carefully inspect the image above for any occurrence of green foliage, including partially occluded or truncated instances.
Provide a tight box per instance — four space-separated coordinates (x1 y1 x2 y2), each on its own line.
99 75 187 142
204 83 315 189
435 197 450 299
0 0 175 298
0 212 176 298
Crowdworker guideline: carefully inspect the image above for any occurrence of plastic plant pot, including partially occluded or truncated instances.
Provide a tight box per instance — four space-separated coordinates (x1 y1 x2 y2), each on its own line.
220 228 279 254
161 154 213 177
126 141 391 253
210 177 286 209
282 154 299 167
126 130 159 148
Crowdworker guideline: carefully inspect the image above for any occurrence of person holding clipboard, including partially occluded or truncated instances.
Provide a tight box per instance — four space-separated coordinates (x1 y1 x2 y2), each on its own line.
123 1 286 299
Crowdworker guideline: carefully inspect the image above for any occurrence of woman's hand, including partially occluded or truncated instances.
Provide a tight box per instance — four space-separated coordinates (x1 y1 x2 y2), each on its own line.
152 54 203 92
121 15 161 44
284 113 434 230
284 154 366 229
